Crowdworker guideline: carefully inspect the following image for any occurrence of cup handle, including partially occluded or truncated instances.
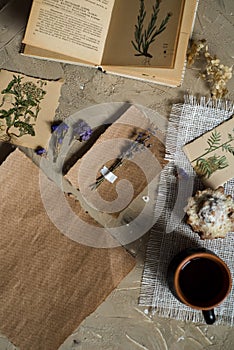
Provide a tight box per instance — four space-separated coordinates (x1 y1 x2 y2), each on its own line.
202 309 216 324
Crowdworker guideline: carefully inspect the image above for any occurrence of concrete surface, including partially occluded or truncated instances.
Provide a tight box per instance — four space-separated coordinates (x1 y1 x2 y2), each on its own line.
0 0 234 349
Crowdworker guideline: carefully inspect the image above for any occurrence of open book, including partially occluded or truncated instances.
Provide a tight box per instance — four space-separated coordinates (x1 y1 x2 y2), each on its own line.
21 0 198 86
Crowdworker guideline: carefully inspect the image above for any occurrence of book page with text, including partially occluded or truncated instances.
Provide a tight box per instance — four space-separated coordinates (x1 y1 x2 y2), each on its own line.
22 0 115 65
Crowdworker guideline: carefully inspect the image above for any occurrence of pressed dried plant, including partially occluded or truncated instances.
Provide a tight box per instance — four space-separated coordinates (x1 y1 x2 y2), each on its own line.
90 129 156 190
187 39 206 66
132 0 171 62
0 75 46 142
187 39 233 98
191 128 234 179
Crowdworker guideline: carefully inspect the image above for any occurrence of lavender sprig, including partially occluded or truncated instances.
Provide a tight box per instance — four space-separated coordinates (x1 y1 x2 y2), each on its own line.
51 122 69 162
35 146 47 156
69 120 92 143
90 130 155 190
51 120 92 162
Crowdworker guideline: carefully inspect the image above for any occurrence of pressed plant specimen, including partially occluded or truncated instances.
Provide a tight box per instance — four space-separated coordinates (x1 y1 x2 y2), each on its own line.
50 119 92 162
192 128 234 179
90 129 156 190
0 75 47 142
131 0 171 61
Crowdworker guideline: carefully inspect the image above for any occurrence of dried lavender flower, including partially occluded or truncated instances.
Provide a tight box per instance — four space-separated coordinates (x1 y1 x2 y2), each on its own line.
51 122 62 132
120 132 152 160
70 120 92 143
35 146 47 156
56 122 69 133
51 120 92 162
90 129 156 190
51 122 69 161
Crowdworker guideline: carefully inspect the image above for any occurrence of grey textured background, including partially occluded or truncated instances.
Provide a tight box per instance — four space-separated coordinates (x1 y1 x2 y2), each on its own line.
0 0 234 349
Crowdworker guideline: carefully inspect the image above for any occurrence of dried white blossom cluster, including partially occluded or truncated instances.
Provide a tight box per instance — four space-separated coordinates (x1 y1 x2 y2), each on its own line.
187 39 206 66
187 39 233 98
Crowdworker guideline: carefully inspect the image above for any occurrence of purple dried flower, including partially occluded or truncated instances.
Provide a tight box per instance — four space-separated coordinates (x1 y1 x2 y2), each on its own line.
80 128 92 141
136 132 144 140
51 124 60 132
51 121 69 133
57 123 69 133
52 122 69 146
71 120 92 142
58 137 63 144
35 147 46 155
176 167 189 180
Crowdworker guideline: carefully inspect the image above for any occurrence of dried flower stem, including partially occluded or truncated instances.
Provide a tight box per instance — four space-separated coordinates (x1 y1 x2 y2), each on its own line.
90 158 123 190
90 130 155 190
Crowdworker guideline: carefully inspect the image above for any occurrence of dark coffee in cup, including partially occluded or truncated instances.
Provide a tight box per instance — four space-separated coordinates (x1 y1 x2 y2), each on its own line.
179 257 228 308
167 248 232 324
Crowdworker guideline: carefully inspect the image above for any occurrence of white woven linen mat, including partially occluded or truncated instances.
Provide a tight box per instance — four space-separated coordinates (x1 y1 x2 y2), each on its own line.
139 96 234 325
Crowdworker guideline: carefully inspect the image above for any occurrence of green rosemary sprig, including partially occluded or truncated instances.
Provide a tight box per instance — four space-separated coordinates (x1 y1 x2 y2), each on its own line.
131 0 172 59
0 75 46 142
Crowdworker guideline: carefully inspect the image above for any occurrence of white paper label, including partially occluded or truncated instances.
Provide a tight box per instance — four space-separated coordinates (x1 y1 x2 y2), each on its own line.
100 166 117 184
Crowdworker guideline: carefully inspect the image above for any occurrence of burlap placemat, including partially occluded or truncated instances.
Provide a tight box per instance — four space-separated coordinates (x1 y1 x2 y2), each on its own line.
66 105 166 218
139 96 234 325
0 149 135 350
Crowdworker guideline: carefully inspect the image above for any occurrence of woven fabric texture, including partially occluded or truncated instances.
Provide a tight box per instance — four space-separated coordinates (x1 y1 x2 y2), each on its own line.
139 97 234 325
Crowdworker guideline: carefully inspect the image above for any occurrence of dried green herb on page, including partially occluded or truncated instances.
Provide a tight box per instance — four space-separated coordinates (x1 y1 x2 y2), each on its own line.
192 129 234 179
131 0 171 63
0 75 47 142
183 116 234 189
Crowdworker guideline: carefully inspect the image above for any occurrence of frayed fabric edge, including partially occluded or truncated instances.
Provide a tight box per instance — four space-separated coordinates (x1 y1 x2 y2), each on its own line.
138 305 234 326
139 95 234 324
184 94 234 112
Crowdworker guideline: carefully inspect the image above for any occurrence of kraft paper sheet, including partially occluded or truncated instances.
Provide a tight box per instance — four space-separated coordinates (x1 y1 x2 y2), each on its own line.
0 149 135 350
66 106 166 218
